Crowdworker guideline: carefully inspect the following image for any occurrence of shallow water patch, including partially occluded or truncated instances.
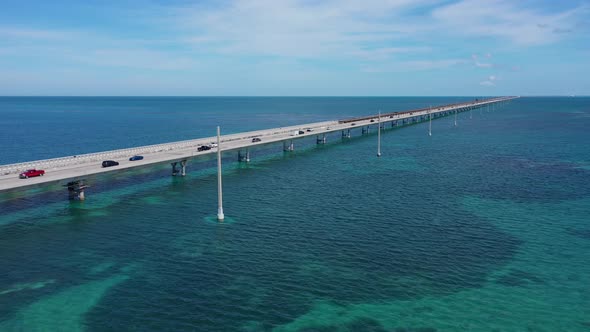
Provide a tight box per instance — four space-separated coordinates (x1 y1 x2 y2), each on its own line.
0 273 128 332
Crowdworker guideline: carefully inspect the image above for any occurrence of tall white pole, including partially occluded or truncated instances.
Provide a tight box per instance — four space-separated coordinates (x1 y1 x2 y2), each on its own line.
217 126 224 221
377 111 382 157
429 105 432 136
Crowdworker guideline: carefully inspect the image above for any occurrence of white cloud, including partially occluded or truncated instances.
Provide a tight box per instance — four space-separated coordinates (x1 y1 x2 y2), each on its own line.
353 46 432 61
158 0 443 60
472 52 494 68
476 62 493 68
0 27 74 40
1 0 587 75
69 49 198 70
480 74 498 86
431 0 588 46
362 58 466 72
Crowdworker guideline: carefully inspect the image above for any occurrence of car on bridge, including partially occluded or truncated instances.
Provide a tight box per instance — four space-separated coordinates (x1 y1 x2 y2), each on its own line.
252 137 262 142
102 160 119 167
197 145 211 151
19 169 45 179
129 155 144 161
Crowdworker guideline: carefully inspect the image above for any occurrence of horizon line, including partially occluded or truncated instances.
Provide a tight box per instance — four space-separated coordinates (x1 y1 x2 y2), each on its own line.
0 95 558 98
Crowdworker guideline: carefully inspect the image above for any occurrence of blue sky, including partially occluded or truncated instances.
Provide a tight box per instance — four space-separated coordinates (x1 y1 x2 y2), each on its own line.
1 0 589 96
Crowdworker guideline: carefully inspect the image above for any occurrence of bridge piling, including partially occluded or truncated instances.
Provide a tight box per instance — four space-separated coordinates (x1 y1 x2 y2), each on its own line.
283 141 294 151
171 162 178 176
180 160 187 176
238 149 251 162
316 134 326 144
66 180 88 201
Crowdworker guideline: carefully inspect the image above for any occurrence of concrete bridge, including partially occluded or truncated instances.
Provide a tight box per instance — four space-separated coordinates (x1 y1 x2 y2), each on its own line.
0 96 517 203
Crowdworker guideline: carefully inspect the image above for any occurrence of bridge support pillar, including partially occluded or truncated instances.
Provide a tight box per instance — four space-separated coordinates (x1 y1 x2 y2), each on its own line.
171 162 179 176
238 149 251 162
316 134 326 144
362 126 370 134
341 130 351 138
283 141 294 152
67 180 89 201
180 160 187 176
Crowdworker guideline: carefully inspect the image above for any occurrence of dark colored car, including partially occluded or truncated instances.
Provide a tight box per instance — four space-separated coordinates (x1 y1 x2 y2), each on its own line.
252 137 262 142
19 169 45 179
102 160 119 168
370 119 375 122
129 155 144 161
198 145 211 151
298 130 305 134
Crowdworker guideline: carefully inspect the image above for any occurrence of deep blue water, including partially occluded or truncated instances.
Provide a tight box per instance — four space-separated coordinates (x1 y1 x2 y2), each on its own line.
0 97 589 331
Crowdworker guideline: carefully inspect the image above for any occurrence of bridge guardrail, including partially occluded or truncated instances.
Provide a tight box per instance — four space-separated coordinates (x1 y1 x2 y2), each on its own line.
0 121 337 176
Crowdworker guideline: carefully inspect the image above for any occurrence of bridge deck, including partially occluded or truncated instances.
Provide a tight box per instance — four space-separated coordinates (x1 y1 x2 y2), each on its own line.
0 97 517 192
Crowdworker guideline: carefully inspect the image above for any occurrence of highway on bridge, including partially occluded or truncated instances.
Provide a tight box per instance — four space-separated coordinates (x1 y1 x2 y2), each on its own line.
0 97 517 193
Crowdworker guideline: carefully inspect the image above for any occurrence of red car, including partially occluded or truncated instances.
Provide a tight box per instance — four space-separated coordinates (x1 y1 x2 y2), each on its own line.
19 169 45 179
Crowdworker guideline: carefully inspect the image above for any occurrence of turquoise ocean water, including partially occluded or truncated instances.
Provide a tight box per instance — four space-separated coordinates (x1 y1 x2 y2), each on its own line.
0 97 589 331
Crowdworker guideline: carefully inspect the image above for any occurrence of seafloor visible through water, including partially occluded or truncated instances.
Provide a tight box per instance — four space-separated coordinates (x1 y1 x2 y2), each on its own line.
0 97 589 331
